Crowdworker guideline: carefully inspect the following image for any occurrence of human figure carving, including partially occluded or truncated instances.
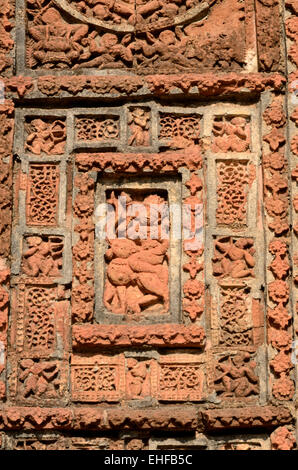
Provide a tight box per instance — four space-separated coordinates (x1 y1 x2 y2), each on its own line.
215 352 259 398
213 237 255 279
136 0 181 23
26 119 66 155
75 31 133 69
22 236 63 277
29 8 88 68
128 108 150 146
132 28 192 70
74 0 136 24
212 117 250 152
126 358 150 398
103 192 169 315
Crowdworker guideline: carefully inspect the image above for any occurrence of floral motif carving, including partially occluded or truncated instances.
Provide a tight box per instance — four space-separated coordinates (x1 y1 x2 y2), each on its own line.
216 161 249 227
76 116 120 142
159 114 200 148
72 173 95 323
158 361 204 401
71 355 125 402
182 172 204 323
263 96 293 402
219 287 252 346
23 287 56 355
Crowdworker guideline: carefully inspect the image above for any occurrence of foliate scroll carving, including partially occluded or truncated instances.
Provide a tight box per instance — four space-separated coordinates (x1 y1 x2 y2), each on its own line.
71 354 206 402
212 237 255 280
25 118 66 155
21 235 63 278
219 287 252 347
76 116 120 142
26 164 59 226
104 191 170 315
71 354 125 402
159 114 200 149
214 352 259 399
24 287 56 355
155 355 205 401
212 117 250 153
216 161 249 227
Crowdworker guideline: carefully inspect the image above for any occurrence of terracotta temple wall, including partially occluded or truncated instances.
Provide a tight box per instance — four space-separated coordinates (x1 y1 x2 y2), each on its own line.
0 0 297 450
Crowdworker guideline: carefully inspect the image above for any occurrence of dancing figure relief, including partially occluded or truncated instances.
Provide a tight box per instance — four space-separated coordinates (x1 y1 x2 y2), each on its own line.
103 192 170 315
213 237 255 280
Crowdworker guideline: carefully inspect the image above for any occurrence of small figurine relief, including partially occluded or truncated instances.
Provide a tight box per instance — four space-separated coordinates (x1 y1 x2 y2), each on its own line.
103 191 170 316
76 116 120 142
214 352 259 399
126 358 151 399
212 116 250 153
22 235 63 278
25 118 66 155
213 237 255 280
128 107 151 147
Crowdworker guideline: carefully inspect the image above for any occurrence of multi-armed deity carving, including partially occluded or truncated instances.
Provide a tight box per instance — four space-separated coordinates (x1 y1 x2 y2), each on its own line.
103 191 170 316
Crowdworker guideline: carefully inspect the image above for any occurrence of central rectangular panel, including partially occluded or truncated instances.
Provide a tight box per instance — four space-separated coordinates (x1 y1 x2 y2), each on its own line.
94 174 182 324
